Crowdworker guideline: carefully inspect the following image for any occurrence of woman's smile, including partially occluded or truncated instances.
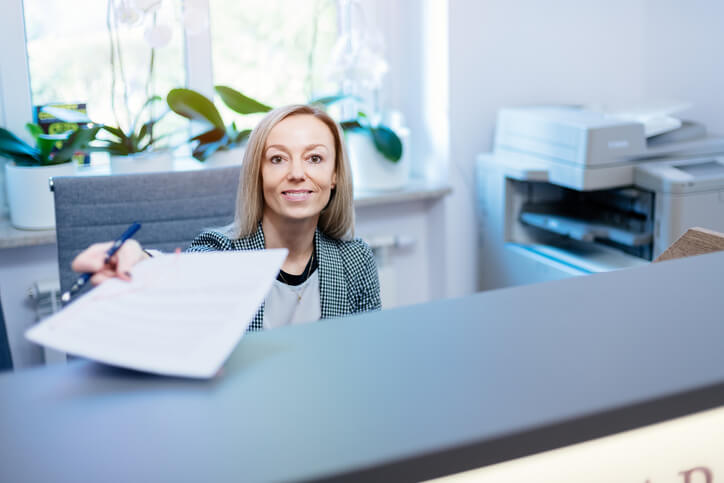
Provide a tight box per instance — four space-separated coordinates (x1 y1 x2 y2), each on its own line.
281 189 313 202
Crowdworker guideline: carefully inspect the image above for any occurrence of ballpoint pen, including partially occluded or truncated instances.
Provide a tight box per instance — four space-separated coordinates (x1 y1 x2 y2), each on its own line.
60 222 142 303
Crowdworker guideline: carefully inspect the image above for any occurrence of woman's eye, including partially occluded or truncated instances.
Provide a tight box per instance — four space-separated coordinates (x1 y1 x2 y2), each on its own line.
270 155 283 164
309 154 322 163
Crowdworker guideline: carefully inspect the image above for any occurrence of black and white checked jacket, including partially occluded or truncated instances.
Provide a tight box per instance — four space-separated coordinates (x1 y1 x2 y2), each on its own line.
187 224 381 331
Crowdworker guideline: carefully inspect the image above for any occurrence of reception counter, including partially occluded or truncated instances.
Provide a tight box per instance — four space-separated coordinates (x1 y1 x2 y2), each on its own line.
1 251 723 482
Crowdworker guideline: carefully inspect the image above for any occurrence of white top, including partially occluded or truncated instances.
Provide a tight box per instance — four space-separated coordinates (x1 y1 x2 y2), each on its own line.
263 270 321 330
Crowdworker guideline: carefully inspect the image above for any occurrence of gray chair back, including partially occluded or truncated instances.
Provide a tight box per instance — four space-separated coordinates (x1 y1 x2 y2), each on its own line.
53 166 240 295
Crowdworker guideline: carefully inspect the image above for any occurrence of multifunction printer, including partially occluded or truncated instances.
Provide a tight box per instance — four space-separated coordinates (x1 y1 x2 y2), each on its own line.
477 105 724 290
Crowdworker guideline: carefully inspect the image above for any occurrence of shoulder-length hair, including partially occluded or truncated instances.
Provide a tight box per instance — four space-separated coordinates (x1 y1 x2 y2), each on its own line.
228 104 354 241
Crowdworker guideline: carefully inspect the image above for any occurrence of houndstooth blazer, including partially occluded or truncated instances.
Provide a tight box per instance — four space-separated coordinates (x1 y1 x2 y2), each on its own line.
187 223 381 331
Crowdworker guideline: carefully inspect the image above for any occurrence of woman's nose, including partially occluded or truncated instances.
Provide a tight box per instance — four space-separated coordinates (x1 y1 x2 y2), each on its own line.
287 158 305 179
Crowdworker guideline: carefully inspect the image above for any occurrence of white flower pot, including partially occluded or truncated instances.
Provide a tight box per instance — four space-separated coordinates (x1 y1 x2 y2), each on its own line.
110 151 174 174
203 146 245 168
345 129 410 192
0 156 10 218
5 161 76 230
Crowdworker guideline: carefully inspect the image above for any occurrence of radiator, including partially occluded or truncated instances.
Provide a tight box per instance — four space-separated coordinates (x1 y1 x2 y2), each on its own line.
364 234 415 309
28 278 66 364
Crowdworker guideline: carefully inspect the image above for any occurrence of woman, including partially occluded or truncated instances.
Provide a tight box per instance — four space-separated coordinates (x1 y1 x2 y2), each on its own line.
72 104 381 331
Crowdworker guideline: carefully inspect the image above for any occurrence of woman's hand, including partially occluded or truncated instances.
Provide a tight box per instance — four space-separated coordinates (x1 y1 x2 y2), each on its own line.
70 240 148 286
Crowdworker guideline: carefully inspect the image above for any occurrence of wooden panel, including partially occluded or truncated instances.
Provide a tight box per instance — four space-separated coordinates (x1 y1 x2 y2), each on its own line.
654 227 724 262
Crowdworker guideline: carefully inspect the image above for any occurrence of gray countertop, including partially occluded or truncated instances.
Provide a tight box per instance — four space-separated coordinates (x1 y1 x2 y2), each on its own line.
1 251 723 482
0 217 56 248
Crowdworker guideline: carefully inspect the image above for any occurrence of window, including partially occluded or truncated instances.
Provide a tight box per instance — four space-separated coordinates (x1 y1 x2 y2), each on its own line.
209 0 338 125
11 0 340 149
23 0 185 130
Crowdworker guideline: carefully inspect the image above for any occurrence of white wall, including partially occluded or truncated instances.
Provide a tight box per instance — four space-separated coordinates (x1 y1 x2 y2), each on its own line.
354 0 450 304
447 0 724 296
642 0 724 133
0 0 33 142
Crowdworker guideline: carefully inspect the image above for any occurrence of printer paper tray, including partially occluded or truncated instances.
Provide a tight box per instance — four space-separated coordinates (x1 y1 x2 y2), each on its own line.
520 211 653 247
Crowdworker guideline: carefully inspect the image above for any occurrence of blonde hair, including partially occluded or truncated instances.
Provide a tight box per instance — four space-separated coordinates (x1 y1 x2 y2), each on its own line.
229 104 354 240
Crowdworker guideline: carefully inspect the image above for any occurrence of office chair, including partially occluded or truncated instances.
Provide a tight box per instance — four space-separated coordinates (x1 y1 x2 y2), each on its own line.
52 166 241 296
0 294 13 371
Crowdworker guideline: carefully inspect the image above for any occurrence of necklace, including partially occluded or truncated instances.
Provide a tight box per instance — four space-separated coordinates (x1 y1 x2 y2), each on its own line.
277 251 315 302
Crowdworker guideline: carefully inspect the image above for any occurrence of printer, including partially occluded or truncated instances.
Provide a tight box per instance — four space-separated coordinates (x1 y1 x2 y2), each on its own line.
476 105 724 290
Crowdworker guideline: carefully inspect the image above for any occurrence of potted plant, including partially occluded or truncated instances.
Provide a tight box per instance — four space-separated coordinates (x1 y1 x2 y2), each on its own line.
339 113 408 191
173 87 407 188
166 86 272 166
0 122 99 229
97 95 175 174
311 96 408 191
45 96 174 174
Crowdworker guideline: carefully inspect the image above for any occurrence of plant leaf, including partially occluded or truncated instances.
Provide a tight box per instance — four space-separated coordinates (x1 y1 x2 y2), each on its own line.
99 143 130 156
340 120 362 130
0 137 36 156
191 128 226 144
0 129 41 161
137 130 179 153
0 127 36 149
5 153 40 166
309 94 349 107
370 125 403 162
137 122 150 144
192 138 227 161
130 95 163 134
53 125 101 162
214 85 272 114
35 136 59 161
233 129 252 145
102 125 128 141
136 110 169 142
0 139 41 164
167 88 225 130
25 123 44 140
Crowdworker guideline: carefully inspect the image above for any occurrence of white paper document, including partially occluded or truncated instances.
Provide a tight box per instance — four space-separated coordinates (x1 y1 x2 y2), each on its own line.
26 249 287 378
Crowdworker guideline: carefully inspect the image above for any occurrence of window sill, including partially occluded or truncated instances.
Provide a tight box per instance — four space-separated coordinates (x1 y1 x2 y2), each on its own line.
354 178 452 208
0 217 55 249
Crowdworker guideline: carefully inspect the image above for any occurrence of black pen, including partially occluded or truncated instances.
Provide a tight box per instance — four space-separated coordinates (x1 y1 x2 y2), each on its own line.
60 222 142 303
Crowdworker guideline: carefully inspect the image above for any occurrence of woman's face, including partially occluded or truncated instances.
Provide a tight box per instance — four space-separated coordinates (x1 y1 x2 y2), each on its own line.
261 114 337 225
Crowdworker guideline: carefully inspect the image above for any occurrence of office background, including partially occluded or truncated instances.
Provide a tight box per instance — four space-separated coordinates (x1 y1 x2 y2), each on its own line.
1 0 723 368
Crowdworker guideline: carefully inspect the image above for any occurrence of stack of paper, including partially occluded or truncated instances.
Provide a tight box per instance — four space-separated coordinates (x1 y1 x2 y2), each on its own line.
26 249 287 378
597 101 692 137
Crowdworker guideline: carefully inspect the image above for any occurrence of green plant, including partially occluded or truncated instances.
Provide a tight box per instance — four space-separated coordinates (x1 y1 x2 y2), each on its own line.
310 96 403 162
95 96 172 155
167 86 272 161
170 86 403 163
0 123 99 167
45 96 172 156
339 116 402 163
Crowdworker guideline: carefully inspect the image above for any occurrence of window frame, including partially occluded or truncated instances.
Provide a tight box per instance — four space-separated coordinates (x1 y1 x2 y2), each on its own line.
1 0 34 144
